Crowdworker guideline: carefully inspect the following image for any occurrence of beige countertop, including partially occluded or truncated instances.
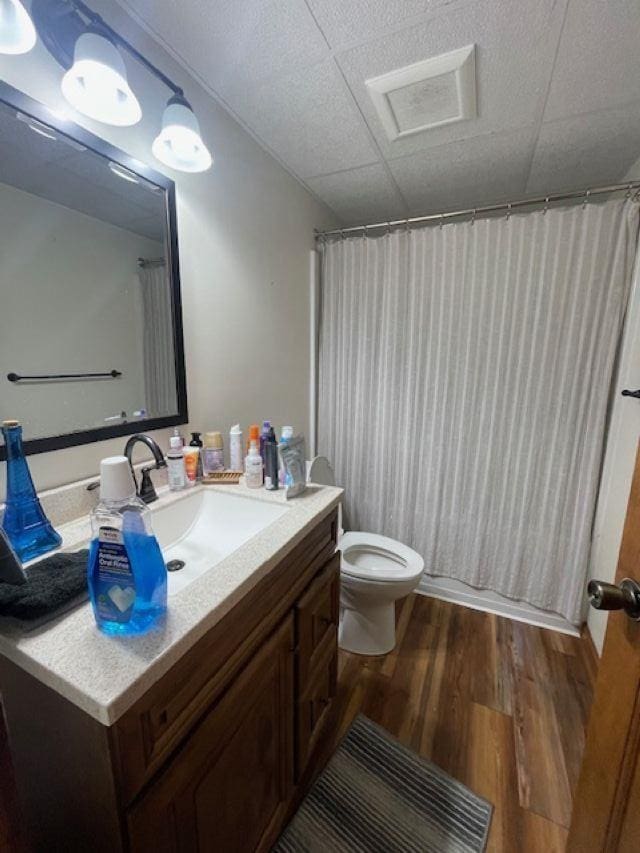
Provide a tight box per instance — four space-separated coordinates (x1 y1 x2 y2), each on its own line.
0 482 342 725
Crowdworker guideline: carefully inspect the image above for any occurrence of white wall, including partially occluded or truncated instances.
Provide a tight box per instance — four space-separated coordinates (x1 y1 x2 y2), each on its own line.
0 0 335 491
626 156 640 179
0 181 158 439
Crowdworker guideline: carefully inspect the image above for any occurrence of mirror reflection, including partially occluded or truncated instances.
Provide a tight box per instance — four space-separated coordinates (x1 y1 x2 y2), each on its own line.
0 98 178 444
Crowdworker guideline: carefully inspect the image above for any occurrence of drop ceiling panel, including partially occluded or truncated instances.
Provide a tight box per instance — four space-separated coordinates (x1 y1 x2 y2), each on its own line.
526 104 640 196
306 163 407 224
336 0 565 160
118 0 329 92
306 0 468 50
388 127 536 214
116 0 640 226
220 60 380 178
542 0 640 122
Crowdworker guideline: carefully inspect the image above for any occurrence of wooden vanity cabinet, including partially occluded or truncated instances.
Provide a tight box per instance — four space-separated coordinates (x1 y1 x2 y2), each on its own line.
0 508 340 853
127 615 295 853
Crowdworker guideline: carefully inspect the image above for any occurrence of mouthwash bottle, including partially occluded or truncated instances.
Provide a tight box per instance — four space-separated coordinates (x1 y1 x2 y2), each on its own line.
88 456 167 636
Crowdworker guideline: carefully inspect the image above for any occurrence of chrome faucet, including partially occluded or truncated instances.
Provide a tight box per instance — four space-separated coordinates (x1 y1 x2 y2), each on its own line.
124 434 167 504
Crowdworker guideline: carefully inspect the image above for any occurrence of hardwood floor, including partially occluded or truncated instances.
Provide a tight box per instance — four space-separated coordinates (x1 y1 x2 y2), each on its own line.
0 593 598 852
330 594 598 853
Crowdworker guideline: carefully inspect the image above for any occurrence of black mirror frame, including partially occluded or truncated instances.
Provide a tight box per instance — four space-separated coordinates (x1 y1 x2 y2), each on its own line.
0 81 188 460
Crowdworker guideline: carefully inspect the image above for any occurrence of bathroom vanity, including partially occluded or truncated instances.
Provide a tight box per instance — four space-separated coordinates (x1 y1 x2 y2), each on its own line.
0 483 342 852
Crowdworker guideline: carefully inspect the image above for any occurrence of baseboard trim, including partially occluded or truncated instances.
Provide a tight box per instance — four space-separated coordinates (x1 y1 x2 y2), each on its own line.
417 575 580 636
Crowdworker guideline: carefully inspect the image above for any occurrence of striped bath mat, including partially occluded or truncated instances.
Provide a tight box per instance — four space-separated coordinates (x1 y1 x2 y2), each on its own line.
274 715 492 852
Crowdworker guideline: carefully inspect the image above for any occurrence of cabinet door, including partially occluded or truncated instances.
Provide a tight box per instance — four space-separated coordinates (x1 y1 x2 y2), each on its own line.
128 615 295 853
296 553 340 777
296 552 340 688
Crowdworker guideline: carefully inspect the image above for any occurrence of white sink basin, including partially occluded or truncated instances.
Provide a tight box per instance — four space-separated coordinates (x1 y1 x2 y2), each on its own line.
151 489 288 595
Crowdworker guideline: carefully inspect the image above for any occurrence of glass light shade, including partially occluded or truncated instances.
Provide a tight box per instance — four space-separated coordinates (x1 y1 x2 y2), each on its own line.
152 96 212 173
61 31 141 127
0 0 36 55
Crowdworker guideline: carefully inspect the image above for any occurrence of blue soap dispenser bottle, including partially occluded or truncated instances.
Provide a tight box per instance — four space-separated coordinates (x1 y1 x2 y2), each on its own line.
88 456 167 635
1 419 62 562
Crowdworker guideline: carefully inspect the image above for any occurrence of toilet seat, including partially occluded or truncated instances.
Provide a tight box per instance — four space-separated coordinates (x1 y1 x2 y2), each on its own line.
340 532 423 583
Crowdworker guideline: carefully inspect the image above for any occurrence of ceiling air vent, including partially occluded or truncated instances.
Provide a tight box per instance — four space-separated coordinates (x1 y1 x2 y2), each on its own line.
365 44 476 141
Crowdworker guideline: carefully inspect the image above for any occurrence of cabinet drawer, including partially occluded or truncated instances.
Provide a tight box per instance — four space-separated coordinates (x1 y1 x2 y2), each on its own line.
296 552 340 690
296 628 338 778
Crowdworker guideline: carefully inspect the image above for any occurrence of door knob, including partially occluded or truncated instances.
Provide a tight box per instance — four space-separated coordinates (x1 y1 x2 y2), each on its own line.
588 578 640 620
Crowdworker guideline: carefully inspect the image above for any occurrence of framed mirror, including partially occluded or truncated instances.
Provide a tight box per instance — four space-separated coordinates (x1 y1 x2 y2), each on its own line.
0 82 188 460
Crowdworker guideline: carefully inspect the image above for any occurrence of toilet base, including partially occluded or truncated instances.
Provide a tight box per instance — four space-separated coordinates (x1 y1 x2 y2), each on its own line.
339 601 396 656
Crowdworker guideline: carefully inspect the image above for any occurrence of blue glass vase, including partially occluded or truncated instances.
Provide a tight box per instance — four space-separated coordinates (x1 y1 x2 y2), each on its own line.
1 420 61 562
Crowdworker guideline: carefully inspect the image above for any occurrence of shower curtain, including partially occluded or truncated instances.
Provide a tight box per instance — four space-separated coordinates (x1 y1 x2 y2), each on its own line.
318 199 640 624
138 261 176 417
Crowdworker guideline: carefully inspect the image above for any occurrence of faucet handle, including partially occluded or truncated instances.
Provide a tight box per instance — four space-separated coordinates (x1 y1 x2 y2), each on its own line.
139 466 158 504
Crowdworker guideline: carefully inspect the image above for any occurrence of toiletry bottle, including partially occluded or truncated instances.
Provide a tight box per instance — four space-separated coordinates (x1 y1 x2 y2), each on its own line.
190 432 204 482
167 436 186 491
229 424 243 471
259 421 271 480
245 441 263 489
203 431 224 474
264 427 279 490
172 426 185 447
183 446 199 486
1 420 62 562
88 456 167 635
279 425 294 486
247 423 260 453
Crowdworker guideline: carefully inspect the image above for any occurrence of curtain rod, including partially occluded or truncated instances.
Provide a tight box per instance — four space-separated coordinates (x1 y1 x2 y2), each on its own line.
315 180 640 239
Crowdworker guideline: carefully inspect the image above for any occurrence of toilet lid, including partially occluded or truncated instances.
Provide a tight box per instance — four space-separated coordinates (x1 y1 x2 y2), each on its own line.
308 456 336 487
340 531 424 583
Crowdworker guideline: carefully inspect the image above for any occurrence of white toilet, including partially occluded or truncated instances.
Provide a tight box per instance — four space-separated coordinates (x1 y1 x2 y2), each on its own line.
308 457 424 656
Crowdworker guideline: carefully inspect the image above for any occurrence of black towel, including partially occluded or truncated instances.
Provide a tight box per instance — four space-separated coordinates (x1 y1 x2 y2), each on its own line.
0 549 88 630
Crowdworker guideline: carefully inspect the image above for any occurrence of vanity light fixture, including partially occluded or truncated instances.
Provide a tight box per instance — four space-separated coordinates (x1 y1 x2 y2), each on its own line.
0 0 36 55
152 95 212 174
61 30 142 127
24 0 213 172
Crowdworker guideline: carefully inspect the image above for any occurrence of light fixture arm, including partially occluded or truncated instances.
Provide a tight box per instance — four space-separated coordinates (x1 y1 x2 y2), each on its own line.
32 0 184 97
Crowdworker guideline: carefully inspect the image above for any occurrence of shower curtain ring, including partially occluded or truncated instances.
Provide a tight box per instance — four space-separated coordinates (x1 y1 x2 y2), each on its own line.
385 222 391 236
626 183 633 200
439 214 444 230
506 203 512 221
582 189 591 209
470 209 476 226
543 197 549 215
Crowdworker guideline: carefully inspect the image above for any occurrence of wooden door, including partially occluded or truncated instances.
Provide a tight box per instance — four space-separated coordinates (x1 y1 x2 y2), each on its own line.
568 442 640 852
128 615 295 853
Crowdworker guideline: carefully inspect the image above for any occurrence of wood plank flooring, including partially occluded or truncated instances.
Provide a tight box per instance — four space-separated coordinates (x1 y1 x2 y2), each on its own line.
330 594 598 853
